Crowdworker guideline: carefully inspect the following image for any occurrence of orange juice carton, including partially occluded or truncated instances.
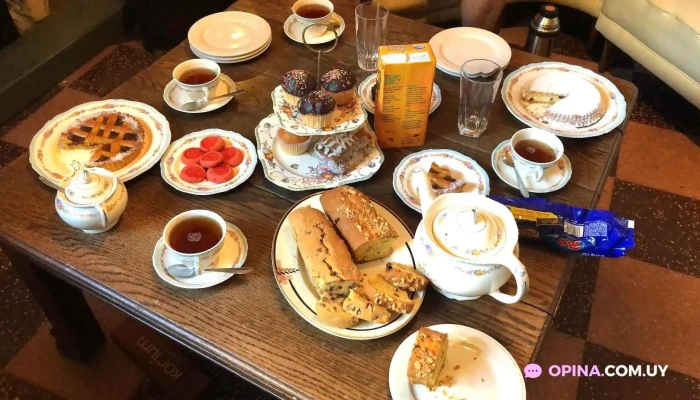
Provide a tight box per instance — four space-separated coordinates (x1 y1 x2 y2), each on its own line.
375 43 436 148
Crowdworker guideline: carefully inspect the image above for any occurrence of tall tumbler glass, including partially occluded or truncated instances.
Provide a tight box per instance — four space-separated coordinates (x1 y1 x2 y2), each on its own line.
458 59 503 138
355 3 389 71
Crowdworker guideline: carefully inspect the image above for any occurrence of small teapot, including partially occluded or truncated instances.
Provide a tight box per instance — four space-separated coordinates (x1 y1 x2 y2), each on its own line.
55 168 128 234
411 171 529 304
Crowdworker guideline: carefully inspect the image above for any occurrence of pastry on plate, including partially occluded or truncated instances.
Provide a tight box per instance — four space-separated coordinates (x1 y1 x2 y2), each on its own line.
407 327 449 388
298 90 336 128
427 162 465 194
320 186 399 263
382 262 429 292
315 297 359 328
342 289 391 324
288 207 362 300
360 275 414 314
281 70 317 106
522 74 605 128
59 112 151 171
313 127 371 175
276 128 311 155
321 68 357 106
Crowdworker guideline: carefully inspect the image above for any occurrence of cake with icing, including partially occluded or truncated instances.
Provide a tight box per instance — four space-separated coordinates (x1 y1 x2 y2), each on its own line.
313 128 371 174
523 74 605 128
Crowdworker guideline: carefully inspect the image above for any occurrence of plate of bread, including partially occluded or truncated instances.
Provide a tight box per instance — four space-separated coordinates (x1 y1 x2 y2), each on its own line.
501 62 626 138
389 325 526 400
272 186 427 340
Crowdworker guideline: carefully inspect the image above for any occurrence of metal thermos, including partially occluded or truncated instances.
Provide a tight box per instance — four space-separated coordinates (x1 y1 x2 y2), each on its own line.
525 4 560 57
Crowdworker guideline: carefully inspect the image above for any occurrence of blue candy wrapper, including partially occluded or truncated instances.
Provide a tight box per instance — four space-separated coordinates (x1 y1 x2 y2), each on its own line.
490 196 634 257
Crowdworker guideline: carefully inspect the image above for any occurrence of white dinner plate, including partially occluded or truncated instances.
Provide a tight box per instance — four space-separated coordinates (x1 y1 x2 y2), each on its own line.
389 324 526 400
358 73 441 114
284 13 345 45
188 11 271 58
272 193 425 340
29 99 171 188
163 73 236 114
429 28 511 76
501 62 627 138
190 39 271 64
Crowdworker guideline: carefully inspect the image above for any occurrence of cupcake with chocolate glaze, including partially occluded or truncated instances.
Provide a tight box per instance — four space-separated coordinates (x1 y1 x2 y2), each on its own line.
321 68 357 106
298 90 336 128
282 70 317 105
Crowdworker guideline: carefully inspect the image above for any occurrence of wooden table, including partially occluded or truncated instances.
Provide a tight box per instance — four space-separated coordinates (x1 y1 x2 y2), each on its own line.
0 1 637 399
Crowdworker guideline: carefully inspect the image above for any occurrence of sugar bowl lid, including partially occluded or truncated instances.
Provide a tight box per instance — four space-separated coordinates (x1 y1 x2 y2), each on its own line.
63 168 118 207
431 205 507 259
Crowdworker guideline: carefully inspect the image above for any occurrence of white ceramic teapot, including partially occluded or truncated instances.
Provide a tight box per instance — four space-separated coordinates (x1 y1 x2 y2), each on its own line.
55 168 128 234
411 171 529 304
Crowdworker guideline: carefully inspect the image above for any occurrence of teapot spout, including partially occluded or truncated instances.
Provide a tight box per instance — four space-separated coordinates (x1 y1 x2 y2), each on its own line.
413 169 437 216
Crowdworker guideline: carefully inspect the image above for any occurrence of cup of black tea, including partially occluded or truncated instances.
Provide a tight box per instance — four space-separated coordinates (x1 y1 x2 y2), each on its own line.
163 210 227 275
510 128 564 182
291 0 334 37
172 59 221 104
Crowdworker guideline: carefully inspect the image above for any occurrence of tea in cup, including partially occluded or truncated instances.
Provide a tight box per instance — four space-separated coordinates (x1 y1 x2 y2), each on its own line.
173 59 221 104
163 210 227 275
510 128 564 182
291 0 334 38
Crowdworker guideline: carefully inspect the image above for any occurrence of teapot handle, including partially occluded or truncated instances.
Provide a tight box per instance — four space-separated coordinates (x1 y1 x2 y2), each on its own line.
488 253 529 304
94 203 108 228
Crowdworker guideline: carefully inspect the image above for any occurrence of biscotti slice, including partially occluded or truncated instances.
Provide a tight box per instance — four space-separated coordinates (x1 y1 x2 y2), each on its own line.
342 289 391 324
315 297 359 328
382 262 429 292
320 186 399 263
361 275 415 314
407 327 449 388
288 207 362 299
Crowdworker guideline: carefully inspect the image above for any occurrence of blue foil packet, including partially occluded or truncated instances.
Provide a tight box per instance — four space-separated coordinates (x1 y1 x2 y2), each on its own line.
490 196 635 257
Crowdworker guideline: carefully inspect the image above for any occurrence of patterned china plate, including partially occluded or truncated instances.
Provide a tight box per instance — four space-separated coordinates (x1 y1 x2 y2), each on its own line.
160 129 257 195
358 73 441 114
272 193 425 340
255 113 384 191
270 85 368 136
501 62 627 138
491 140 572 193
29 100 171 188
393 149 490 212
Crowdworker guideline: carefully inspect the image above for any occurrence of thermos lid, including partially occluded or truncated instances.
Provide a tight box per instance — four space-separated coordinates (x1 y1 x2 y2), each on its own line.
530 4 560 34
539 4 559 18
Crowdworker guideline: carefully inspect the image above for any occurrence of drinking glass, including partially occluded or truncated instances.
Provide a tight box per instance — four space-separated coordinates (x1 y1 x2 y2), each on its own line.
355 3 389 71
458 59 503 138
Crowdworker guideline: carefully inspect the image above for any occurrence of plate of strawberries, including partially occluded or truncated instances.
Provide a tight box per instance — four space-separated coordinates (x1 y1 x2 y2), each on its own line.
160 129 257 195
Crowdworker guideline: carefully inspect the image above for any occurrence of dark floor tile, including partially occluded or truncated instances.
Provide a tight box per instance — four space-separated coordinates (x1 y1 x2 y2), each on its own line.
195 357 275 400
130 378 170 400
0 140 27 169
578 342 700 400
70 43 158 97
0 372 60 400
552 34 592 61
0 86 63 138
611 180 700 278
553 256 599 340
0 249 46 367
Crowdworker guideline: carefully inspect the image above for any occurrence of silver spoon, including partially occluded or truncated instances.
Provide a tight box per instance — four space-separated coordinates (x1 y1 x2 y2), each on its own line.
502 152 530 198
166 264 253 278
180 89 246 111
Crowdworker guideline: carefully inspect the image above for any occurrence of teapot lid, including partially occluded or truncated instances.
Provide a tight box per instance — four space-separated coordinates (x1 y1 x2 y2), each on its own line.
431 206 506 259
63 168 117 207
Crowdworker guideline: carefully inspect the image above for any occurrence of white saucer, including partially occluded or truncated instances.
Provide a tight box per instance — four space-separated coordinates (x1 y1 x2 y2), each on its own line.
358 73 441 114
163 73 236 113
190 38 271 64
284 13 345 45
393 149 490 212
152 223 248 289
389 324 526 400
491 140 572 193
188 11 271 57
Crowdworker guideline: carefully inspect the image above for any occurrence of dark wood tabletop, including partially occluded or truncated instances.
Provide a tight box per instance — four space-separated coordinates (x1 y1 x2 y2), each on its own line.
0 1 637 399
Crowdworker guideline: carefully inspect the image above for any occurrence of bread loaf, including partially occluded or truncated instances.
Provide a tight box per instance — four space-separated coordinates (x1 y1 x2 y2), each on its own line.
407 327 449 388
320 186 398 263
288 207 362 299
315 297 359 328
342 289 391 324
382 262 429 291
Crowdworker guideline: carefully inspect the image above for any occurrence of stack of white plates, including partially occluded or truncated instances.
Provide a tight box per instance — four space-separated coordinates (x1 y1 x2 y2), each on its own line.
429 27 511 77
188 11 272 64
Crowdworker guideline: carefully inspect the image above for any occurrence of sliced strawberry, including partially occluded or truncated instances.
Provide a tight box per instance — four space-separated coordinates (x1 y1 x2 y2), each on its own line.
200 151 223 168
180 147 205 166
221 147 244 167
206 164 234 183
200 136 225 152
180 164 207 183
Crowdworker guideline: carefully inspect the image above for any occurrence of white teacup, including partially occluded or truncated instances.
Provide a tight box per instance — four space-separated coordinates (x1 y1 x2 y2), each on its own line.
291 0 334 38
163 210 227 275
510 128 564 182
172 59 221 104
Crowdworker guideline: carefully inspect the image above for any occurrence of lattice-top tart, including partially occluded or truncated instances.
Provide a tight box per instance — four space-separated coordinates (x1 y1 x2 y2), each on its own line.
59 112 152 171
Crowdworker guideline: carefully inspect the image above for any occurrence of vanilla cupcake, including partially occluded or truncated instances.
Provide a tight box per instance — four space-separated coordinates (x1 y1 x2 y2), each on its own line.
277 128 311 155
321 69 357 106
281 70 317 106
298 91 336 128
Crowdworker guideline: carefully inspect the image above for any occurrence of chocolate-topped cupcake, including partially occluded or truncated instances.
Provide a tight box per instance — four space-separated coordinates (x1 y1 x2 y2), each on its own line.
298 90 336 128
282 70 317 106
321 68 357 106
371 83 378 102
